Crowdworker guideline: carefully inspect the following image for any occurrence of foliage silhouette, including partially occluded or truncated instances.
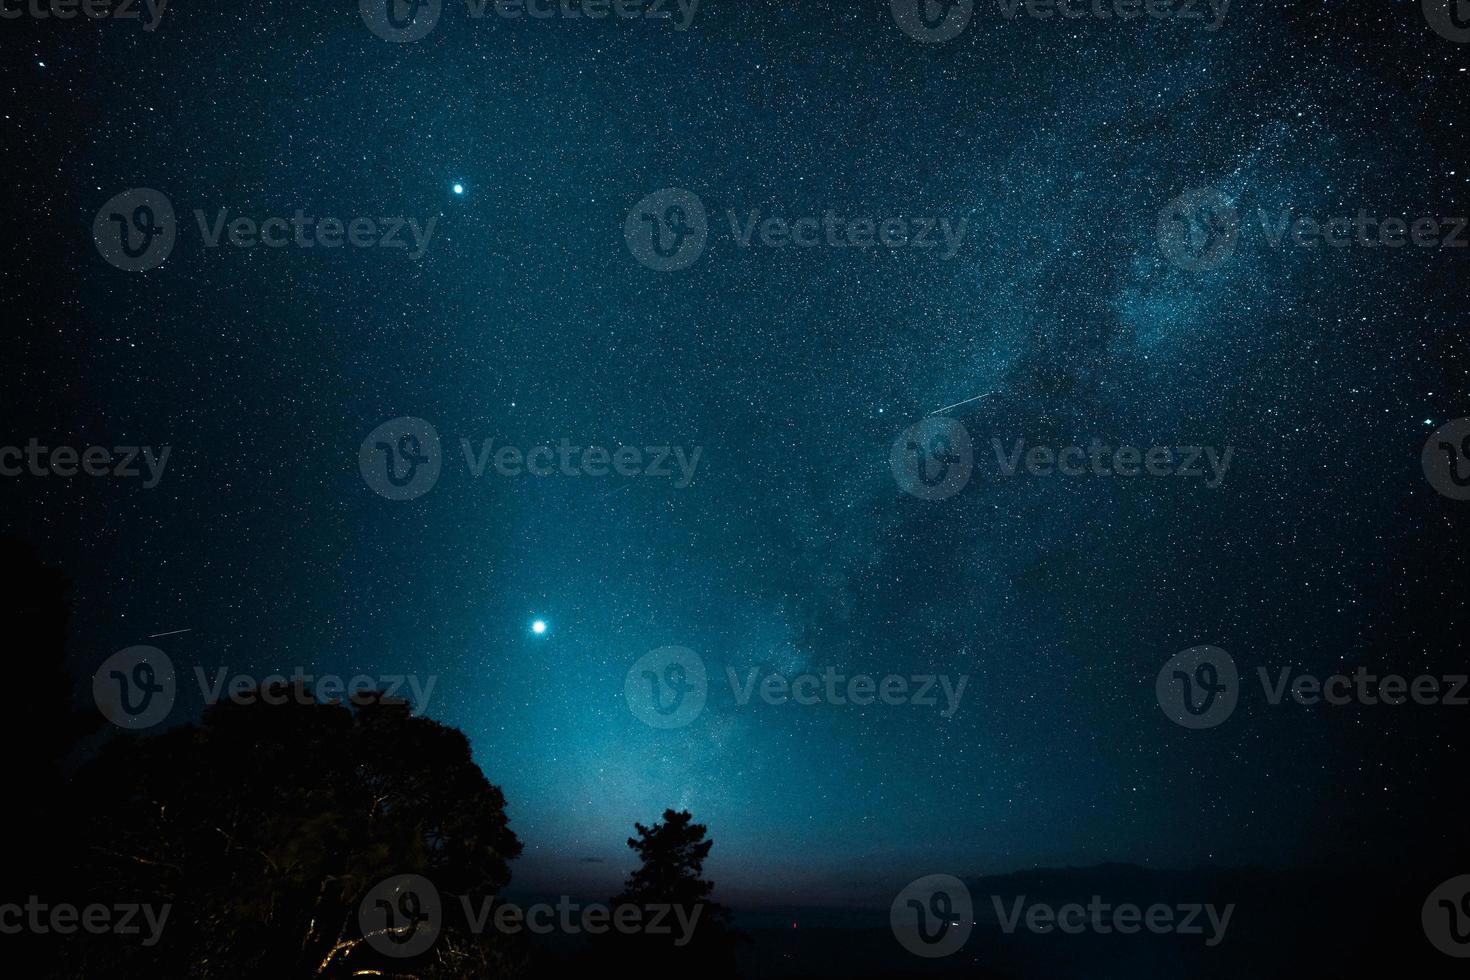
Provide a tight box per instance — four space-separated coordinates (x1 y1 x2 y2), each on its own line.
5 537 753 979
597 808 741 978
3 536 530 978
63 688 524 978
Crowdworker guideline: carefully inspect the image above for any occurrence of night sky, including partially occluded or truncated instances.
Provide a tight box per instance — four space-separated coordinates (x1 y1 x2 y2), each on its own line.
4 0 1468 909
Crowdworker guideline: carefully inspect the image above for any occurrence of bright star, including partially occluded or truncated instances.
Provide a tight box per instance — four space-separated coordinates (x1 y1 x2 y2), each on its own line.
531 619 547 635
453 183 464 195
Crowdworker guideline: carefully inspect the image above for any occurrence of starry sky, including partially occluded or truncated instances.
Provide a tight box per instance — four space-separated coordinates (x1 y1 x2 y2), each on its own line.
4 0 1467 908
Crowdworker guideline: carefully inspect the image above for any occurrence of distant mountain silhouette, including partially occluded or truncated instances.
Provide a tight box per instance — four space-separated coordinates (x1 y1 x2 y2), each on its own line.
734 863 1466 978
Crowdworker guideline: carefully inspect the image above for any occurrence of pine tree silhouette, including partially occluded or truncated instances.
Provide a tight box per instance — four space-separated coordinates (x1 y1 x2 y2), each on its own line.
605 809 739 978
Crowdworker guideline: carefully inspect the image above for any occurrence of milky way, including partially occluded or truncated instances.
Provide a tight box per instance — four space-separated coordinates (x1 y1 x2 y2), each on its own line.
3 0 1466 906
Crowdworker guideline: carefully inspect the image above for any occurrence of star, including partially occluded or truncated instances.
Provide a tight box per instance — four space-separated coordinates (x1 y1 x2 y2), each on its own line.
452 183 465 196
531 619 547 635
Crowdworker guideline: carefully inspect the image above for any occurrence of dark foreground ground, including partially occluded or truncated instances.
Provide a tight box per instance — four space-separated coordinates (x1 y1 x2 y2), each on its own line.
525 863 1468 978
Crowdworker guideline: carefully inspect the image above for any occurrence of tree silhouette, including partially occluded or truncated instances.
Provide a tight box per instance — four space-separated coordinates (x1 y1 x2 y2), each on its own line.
602 809 739 978
61 687 525 979
4 537 747 979
619 809 721 907
2 536 96 809
3 536 101 971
